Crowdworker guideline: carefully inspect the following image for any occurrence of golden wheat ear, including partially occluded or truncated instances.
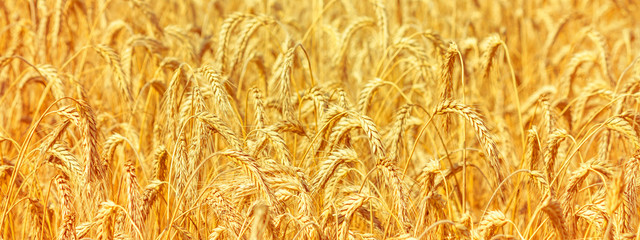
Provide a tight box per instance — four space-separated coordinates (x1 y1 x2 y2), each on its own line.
55 174 77 240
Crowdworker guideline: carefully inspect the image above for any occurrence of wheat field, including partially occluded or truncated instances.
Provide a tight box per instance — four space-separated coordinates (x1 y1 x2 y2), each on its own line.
1 0 640 239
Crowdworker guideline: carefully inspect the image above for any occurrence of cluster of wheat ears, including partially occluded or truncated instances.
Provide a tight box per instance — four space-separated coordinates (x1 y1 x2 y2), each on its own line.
1 0 640 239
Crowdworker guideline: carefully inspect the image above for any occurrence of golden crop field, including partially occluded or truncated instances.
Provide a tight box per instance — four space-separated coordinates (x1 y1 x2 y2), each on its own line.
1 0 640 239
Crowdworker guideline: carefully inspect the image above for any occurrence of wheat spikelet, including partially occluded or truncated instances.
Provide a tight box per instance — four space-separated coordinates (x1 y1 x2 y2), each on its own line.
475 210 507 239
575 206 609 232
386 104 414 162
94 44 134 102
208 227 227 240
440 42 458 101
262 162 307 190
377 157 411 231
559 51 597 98
55 105 80 124
525 127 541 170
338 193 369 240
541 196 570 239
95 201 121 240
198 65 235 119
374 0 389 48
127 0 163 34
249 202 271 240
253 126 292 165
152 146 168 181
76 220 92 238
301 87 329 119
440 42 459 133
273 120 307 137
269 176 308 210
595 132 609 163
334 88 350 109
195 111 243 150
230 15 275 75
357 78 384 114
434 100 506 185
46 143 83 181
160 66 188 139
39 118 72 162
35 4 49 63
349 111 387 160
621 154 640 237
216 12 251 72
588 30 615 84
34 64 66 100
324 114 358 150
277 39 297 121
334 17 375 76
51 0 67 53
529 170 550 193
594 133 607 166
140 180 163 221
4 13 25 58
416 159 441 193
571 81 611 127
216 150 281 212
420 30 446 55
55 174 77 240
604 116 640 149
312 148 358 192
70 96 105 189
26 198 46 239
480 34 502 82
560 159 611 235
251 87 267 129
124 161 144 235
124 34 167 54
543 128 569 185
205 187 244 234
542 13 576 59
172 135 189 204
178 82 207 127
182 89 207 203
539 95 556 135
101 133 126 166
